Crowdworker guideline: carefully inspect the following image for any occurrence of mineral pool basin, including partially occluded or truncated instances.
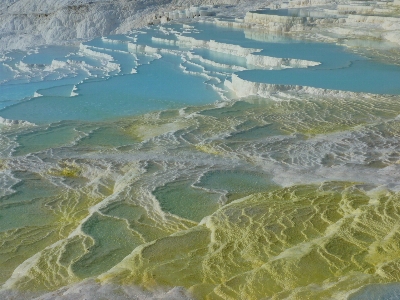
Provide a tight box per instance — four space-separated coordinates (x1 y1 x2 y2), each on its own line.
0 54 220 124
249 9 294 16
180 22 367 69
236 59 400 95
2 21 400 125
183 22 400 94
249 8 330 18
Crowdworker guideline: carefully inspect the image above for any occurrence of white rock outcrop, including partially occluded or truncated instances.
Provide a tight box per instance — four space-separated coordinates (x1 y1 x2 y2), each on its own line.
176 35 261 56
226 73 361 98
0 0 268 52
246 53 320 68
244 12 307 28
151 35 320 69
0 116 34 126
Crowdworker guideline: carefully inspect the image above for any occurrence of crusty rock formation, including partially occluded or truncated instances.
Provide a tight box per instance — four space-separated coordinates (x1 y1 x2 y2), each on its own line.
0 0 266 52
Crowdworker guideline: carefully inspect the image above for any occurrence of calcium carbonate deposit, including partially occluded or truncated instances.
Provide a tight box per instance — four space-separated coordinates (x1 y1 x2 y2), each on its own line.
1 0 400 299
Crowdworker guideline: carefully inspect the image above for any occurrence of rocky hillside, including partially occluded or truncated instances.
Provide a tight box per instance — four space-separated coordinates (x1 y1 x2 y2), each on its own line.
0 0 266 51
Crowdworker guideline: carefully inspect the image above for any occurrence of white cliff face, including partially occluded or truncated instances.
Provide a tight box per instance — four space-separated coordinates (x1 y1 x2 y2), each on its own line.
1 0 400 53
0 0 163 51
176 35 261 56
5 0 92 14
226 73 361 98
232 0 400 46
152 35 320 69
346 14 400 31
287 0 332 8
244 12 307 31
337 5 392 15
0 0 19 12
0 0 267 52
3 0 398 53
246 53 320 68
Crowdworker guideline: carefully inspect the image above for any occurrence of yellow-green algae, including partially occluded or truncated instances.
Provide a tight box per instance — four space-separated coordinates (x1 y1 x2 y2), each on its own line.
126 110 195 142
4 181 198 291
13 124 82 157
48 161 82 178
0 188 103 286
0 159 7 170
153 180 221 222
123 93 400 147
3 91 400 297
100 182 400 299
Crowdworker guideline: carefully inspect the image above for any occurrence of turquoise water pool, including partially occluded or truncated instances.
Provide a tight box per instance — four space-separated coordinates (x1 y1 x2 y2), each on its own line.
1 21 399 124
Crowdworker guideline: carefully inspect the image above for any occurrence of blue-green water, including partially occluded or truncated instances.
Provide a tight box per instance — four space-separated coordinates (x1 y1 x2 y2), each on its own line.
239 59 400 94
1 22 400 124
250 8 331 18
1 56 218 124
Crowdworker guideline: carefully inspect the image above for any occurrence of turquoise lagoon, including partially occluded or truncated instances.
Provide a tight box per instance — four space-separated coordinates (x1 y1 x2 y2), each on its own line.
1 20 400 300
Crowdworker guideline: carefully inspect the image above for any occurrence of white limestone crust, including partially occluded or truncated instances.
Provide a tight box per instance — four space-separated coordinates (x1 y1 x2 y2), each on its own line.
0 0 267 52
226 73 364 98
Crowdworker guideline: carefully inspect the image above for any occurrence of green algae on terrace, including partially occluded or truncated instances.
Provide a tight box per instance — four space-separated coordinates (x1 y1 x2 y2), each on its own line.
100 182 400 300
49 162 82 178
2 88 400 297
